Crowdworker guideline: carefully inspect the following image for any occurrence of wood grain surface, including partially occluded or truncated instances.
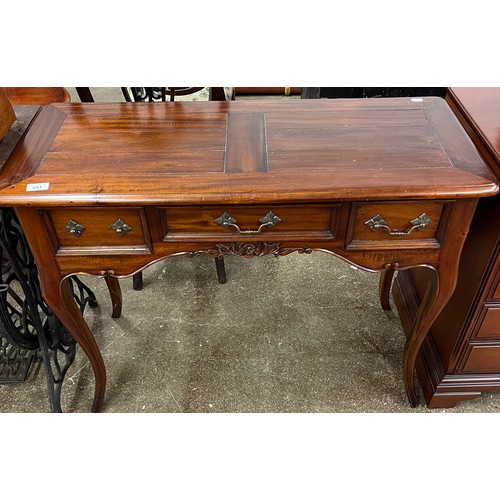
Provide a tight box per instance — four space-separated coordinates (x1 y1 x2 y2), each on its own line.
0 98 497 206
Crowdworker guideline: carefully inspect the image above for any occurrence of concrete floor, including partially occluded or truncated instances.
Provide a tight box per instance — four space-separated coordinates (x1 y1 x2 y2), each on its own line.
1 88 500 413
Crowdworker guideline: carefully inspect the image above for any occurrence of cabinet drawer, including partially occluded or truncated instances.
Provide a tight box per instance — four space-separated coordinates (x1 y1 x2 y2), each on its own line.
462 344 500 373
475 307 500 339
157 204 340 242
44 208 151 255
346 201 448 250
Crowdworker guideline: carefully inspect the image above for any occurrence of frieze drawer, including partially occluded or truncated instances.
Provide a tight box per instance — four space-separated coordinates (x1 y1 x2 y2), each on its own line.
43 208 152 255
157 204 340 242
346 201 449 250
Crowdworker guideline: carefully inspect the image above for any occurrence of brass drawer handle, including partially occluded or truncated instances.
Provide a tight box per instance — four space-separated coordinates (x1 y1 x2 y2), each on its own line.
215 211 281 235
365 213 432 236
109 219 132 237
64 219 86 237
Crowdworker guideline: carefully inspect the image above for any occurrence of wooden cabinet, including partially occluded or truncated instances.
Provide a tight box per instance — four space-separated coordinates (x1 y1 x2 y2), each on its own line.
393 88 500 408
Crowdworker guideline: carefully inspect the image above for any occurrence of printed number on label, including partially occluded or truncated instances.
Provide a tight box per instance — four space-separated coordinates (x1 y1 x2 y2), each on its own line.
26 182 50 192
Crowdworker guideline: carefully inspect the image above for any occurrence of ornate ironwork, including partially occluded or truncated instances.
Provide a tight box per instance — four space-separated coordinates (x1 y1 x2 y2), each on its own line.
109 218 132 237
0 334 36 383
365 213 432 236
0 208 98 411
122 87 205 103
215 211 282 235
187 242 312 259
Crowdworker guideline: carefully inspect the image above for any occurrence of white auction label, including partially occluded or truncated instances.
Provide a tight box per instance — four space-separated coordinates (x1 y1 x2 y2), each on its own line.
26 182 50 192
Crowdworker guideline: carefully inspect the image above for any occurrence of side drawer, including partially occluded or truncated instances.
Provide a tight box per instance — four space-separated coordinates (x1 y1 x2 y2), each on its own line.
157 204 340 242
462 344 500 373
43 208 152 255
346 201 449 250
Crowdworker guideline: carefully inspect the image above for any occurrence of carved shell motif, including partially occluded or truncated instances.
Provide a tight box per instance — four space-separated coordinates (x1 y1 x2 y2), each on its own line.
187 242 312 259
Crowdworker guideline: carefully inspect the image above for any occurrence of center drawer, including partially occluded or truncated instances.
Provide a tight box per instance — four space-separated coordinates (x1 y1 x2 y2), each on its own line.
157 204 340 242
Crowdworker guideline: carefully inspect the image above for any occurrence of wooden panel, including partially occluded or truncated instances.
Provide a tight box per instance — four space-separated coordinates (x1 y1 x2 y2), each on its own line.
346 201 446 250
475 307 500 339
158 204 339 242
224 112 268 173
462 345 500 373
266 109 450 173
45 105 227 175
45 207 151 254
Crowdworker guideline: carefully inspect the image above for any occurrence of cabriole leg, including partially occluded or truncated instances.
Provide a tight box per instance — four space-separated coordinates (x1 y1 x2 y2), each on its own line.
42 275 106 413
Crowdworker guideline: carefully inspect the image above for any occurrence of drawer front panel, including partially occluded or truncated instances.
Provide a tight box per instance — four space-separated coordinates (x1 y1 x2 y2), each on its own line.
45 208 151 254
475 307 500 339
158 204 339 242
462 344 500 373
346 201 448 250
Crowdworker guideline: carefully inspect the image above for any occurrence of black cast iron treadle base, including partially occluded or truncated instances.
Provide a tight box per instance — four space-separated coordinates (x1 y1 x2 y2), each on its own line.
0 208 98 412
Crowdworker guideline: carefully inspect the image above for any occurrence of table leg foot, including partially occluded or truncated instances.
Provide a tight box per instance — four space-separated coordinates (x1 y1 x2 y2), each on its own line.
104 274 122 319
379 267 395 311
133 272 143 291
215 257 227 284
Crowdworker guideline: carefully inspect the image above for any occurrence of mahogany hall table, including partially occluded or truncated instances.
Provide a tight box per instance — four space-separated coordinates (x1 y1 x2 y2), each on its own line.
0 98 497 412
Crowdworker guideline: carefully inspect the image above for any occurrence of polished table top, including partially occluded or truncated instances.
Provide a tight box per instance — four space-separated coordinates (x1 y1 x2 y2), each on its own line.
0 98 497 206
